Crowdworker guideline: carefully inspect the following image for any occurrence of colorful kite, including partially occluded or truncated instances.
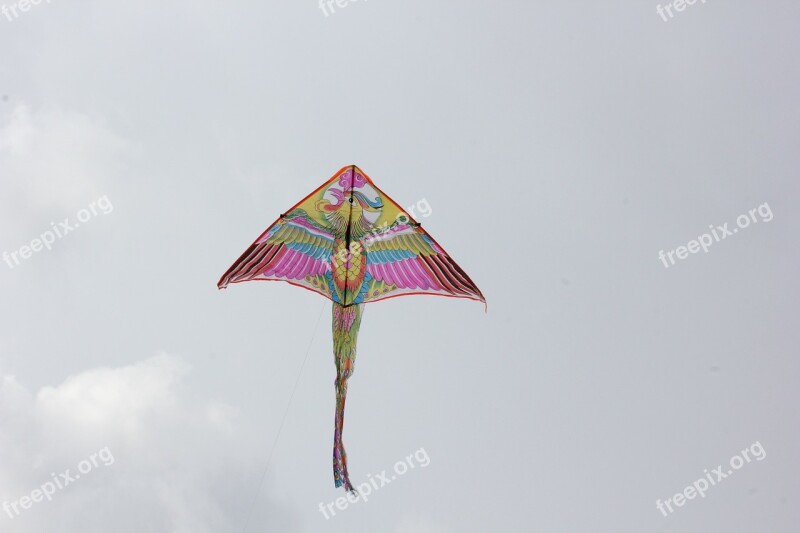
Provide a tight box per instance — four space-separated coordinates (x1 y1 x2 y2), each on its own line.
218 165 485 491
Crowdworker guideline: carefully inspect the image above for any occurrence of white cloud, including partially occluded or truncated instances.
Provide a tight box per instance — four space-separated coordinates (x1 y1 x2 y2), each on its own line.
36 354 188 440
0 103 134 235
0 354 298 532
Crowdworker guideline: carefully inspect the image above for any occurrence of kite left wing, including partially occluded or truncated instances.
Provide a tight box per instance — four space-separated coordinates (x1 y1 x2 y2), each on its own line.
217 214 334 299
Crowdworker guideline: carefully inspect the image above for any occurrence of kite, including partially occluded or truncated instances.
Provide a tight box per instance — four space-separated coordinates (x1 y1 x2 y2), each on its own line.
218 165 485 491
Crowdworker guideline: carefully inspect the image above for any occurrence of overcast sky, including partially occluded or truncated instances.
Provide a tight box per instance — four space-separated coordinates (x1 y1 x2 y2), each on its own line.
1 1 798 532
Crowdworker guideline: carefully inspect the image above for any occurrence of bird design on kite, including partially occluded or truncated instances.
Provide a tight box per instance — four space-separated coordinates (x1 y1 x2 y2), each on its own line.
218 165 485 491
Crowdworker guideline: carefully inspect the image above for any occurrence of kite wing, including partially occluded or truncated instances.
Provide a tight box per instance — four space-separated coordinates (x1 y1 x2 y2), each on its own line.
217 213 335 298
218 165 485 307
363 223 485 304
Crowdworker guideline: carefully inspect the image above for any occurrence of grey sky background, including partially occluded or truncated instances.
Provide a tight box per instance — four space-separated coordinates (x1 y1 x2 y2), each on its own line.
1 1 798 532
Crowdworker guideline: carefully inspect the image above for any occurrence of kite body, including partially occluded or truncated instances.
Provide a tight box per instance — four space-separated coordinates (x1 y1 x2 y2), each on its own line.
218 165 484 491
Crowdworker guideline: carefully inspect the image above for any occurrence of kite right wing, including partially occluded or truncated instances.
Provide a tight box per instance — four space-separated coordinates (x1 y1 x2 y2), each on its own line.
363 223 485 305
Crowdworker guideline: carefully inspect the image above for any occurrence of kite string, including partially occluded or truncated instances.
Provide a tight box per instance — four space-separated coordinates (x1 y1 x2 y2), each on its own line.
242 301 327 533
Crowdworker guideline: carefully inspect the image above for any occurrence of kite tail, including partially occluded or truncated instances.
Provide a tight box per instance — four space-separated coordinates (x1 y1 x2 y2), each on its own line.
332 302 364 492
